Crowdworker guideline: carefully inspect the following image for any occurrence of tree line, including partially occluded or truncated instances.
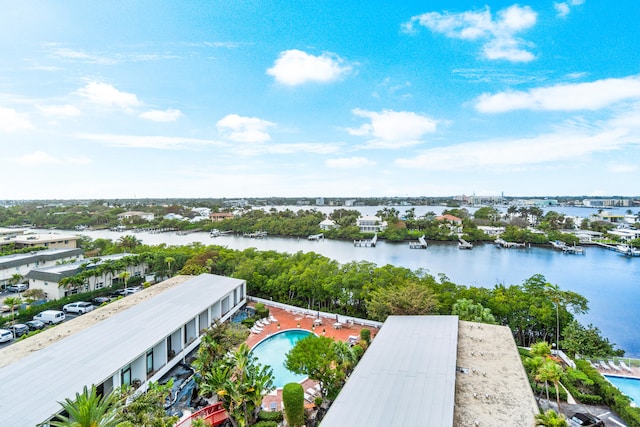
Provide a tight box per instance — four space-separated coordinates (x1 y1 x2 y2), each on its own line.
74 237 622 356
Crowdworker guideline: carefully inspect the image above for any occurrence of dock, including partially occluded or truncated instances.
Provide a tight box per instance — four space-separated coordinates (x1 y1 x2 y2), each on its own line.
458 238 473 250
495 238 526 249
550 240 585 254
409 235 428 249
354 234 377 247
243 231 268 238
308 233 324 241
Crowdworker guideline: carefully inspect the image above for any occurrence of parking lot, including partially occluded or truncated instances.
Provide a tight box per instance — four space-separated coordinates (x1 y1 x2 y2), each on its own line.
1 290 87 348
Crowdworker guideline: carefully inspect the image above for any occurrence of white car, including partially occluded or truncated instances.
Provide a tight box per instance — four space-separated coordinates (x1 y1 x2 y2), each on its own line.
62 301 94 314
0 329 13 343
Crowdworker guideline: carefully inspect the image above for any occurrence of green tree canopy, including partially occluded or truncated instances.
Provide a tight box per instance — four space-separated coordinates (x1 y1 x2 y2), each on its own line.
366 281 437 321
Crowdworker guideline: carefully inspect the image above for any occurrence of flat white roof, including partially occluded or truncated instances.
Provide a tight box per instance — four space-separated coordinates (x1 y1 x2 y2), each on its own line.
320 316 459 427
0 273 244 426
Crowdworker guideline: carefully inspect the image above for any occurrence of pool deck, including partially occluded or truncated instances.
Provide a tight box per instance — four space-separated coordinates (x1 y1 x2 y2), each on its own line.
590 361 640 379
244 303 378 412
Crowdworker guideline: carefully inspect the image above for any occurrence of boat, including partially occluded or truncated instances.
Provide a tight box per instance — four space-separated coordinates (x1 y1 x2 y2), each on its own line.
210 229 221 237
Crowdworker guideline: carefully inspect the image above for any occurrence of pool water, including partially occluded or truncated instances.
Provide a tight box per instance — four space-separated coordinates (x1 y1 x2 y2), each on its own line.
605 375 640 405
231 307 256 323
251 329 312 388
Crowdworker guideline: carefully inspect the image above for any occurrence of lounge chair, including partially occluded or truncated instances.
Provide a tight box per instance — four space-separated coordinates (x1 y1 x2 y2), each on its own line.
609 360 622 371
620 360 634 373
599 361 610 370
255 319 266 327
269 315 277 323
269 402 277 411
304 393 314 402
306 387 318 397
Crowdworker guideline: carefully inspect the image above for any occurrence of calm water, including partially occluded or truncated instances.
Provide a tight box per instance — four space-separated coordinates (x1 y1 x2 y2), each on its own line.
69 206 640 356
250 329 312 387
605 375 640 404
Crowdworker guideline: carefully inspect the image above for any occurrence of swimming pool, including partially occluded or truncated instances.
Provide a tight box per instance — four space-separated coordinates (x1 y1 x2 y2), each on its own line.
251 329 312 388
605 375 640 405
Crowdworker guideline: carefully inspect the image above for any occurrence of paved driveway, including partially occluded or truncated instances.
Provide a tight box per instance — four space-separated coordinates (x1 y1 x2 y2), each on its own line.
540 399 627 426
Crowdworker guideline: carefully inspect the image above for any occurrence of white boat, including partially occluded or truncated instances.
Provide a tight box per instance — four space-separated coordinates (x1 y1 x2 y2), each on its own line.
210 229 221 237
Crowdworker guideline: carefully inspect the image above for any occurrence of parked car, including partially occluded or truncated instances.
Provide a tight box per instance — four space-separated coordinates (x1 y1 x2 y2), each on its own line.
33 310 65 325
6 284 28 293
569 412 604 427
62 301 94 314
9 323 29 338
25 319 45 331
92 296 111 305
0 328 14 343
110 287 141 297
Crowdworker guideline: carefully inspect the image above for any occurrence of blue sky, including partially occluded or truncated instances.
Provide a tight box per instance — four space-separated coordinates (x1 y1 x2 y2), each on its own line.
1 1 639 199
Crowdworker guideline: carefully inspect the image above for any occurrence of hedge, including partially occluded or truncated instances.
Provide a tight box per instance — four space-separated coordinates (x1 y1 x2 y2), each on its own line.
257 410 283 422
576 359 640 427
283 382 305 427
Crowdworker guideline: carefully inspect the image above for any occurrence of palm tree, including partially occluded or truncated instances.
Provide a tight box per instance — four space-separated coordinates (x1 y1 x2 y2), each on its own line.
4 296 22 321
118 271 130 290
534 409 568 427
49 385 122 427
536 360 564 410
165 257 175 277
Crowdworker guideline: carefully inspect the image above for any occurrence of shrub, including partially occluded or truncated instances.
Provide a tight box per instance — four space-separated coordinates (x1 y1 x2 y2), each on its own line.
360 328 371 345
283 382 305 427
257 410 283 422
254 302 269 319
253 422 277 427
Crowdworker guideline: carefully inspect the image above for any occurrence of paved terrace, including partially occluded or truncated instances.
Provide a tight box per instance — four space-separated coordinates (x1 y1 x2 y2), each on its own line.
244 302 380 412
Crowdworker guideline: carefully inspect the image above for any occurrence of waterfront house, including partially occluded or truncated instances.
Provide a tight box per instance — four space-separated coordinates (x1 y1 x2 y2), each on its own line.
210 212 234 222
117 211 155 222
356 216 387 233
319 218 337 230
436 214 463 234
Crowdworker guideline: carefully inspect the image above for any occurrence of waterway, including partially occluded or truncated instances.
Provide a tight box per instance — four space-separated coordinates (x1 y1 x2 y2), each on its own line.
69 205 640 356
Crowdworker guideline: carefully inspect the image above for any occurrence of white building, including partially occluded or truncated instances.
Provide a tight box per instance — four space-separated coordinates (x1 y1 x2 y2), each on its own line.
321 316 538 427
0 248 83 288
319 218 337 230
0 231 80 250
24 253 146 299
0 273 246 426
356 216 387 233
117 211 155 221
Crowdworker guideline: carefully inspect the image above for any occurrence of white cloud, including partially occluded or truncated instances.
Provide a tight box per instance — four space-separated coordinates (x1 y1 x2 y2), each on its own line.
0 107 31 132
348 109 438 148
217 114 276 143
232 142 340 156
75 133 225 149
37 104 81 117
607 163 637 173
266 49 352 86
476 76 640 113
11 151 91 166
554 3 571 17
326 157 376 169
140 109 183 122
395 124 637 172
12 151 58 165
404 4 537 62
75 82 142 110
555 0 584 18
